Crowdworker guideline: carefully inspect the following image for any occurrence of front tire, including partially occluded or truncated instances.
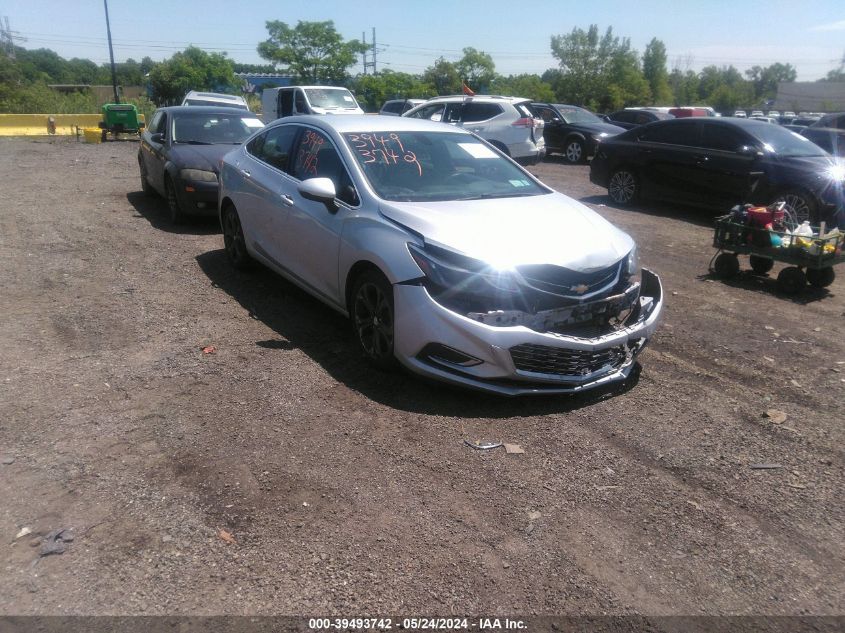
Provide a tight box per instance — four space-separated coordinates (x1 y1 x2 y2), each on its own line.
608 168 639 206
165 177 184 225
138 156 154 197
564 138 585 164
777 266 806 294
776 190 817 225
221 204 253 271
351 270 397 370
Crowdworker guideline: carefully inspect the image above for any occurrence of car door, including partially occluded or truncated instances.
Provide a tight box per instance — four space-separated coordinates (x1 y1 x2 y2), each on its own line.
697 122 761 206
231 124 302 263
141 110 168 193
636 120 705 204
276 127 359 306
531 104 564 150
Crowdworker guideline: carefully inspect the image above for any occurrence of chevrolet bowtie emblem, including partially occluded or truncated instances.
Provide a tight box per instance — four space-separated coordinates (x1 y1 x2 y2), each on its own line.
571 284 589 294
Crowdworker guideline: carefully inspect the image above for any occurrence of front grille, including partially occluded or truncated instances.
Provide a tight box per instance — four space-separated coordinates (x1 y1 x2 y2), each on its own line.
517 262 621 303
510 343 628 377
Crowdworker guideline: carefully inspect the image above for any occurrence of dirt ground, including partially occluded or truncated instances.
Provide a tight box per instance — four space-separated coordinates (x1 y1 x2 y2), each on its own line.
0 136 842 625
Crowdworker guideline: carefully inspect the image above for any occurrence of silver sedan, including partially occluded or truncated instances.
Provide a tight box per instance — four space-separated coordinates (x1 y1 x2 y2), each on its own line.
218 115 663 395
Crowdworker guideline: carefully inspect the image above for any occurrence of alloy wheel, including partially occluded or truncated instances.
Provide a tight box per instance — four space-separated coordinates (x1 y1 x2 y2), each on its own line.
608 170 637 205
353 280 394 363
565 140 583 163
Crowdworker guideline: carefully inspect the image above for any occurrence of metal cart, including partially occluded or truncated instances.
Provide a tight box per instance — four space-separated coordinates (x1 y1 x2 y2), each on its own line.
710 212 845 294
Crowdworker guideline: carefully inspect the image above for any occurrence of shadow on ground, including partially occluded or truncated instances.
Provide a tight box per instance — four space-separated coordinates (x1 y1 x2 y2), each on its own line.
126 191 219 235
196 248 639 417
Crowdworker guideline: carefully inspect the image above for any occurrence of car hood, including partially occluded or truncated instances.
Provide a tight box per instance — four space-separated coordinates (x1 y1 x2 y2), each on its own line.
380 192 634 271
570 121 626 136
775 153 839 178
168 144 240 172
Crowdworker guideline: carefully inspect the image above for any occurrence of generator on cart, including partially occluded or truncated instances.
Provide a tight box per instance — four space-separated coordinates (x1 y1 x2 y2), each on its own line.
98 103 144 142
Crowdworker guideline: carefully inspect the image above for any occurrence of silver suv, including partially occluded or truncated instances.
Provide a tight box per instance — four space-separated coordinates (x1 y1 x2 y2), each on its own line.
403 95 545 164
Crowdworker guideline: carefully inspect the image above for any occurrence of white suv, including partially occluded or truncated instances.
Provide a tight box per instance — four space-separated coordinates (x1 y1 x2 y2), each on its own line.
403 95 545 164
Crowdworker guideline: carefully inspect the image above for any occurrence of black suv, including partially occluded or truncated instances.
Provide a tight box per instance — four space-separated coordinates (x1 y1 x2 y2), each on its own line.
590 117 845 226
529 103 625 164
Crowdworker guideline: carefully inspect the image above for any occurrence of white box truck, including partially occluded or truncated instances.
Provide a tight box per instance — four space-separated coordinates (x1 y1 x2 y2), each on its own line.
261 86 364 122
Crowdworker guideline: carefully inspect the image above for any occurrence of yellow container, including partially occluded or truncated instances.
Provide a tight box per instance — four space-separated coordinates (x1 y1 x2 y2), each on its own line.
83 128 102 144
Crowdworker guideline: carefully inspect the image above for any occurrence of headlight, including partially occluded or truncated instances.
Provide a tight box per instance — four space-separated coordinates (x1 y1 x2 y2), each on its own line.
626 246 639 276
826 163 845 181
592 132 610 141
407 243 520 294
180 169 218 183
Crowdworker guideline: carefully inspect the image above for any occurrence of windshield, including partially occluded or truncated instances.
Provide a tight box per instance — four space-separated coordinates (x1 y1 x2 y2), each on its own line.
305 88 358 109
553 104 603 125
343 131 548 202
750 124 829 157
172 112 264 144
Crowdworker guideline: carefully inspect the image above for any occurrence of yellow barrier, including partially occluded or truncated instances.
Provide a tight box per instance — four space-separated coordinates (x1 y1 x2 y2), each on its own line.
0 114 103 136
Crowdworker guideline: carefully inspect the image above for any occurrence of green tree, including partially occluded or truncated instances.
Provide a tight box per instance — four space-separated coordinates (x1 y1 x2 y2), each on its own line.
668 68 698 105
422 57 462 95
350 70 433 112
257 20 366 84
147 46 237 105
745 63 797 102
455 47 496 91
642 38 672 105
550 25 647 110
490 74 555 101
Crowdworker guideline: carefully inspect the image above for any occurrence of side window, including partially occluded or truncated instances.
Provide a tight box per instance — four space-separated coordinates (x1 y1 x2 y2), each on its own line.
409 103 445 121
280 90 294 117
639 120 700 147
701 125 748 152
461 103 503 122
148 111 164 134
250 125 300 172
444 103 463 123
532 106 556 122
635 112 652 125
294 89 309 114
292 129 359 205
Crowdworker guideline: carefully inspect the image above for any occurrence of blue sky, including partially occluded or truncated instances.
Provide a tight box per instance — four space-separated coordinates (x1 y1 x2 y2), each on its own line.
3 0 844 80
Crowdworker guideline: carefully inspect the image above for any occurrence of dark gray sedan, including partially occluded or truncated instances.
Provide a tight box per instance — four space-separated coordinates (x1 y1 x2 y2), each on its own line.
138 106 264 223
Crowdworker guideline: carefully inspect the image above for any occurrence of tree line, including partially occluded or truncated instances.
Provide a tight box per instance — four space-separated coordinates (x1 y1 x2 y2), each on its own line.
1 20 843 115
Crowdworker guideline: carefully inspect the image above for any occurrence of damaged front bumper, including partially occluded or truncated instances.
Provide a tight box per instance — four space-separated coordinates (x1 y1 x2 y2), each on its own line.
393 269 663 396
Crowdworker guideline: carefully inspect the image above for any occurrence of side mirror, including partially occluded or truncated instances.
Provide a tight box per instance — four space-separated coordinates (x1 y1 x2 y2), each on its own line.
298 177 338 211
150 132 164 144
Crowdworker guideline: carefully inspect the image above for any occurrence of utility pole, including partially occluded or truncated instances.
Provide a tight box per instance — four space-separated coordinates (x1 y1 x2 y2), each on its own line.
103 0 119 103
1 16 26 59
362 27 376 75
362 31 368 75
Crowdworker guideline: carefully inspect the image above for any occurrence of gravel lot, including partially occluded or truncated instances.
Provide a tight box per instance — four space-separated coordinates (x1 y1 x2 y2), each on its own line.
0 137 842 625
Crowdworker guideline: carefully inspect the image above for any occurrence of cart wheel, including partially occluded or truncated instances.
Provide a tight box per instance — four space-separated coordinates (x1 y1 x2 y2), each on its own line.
713 253 740 279
749 254 774 275
806 267 835 288
777 266 807 294
101 129 107 143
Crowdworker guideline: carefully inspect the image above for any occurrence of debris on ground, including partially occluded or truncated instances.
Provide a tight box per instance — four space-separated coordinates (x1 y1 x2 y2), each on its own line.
14 527 32 540
201 345 217 355
218 528 236 545
763 409 788 424
528 511 542 521
39 528 74 557
1 456 15 465
749 463 784 470
464 439 502 450
504 443 525 454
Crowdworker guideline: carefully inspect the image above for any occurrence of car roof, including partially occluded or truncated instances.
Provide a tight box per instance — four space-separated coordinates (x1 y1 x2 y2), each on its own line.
184 91 245 101
264 113 473 135
418 94 530 104
154 106 257 115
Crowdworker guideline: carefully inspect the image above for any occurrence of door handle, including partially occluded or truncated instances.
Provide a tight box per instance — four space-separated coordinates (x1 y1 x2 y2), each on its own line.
695 155 710 163
280 194 294 206
240 169 251 178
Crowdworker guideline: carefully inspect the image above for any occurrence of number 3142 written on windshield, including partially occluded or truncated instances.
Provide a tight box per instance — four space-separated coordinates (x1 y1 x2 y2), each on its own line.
347 133 422 176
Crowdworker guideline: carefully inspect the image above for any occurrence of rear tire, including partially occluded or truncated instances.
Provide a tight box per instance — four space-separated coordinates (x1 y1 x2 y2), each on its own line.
138 157 154 197
608 168 639 206
351 269 397 370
